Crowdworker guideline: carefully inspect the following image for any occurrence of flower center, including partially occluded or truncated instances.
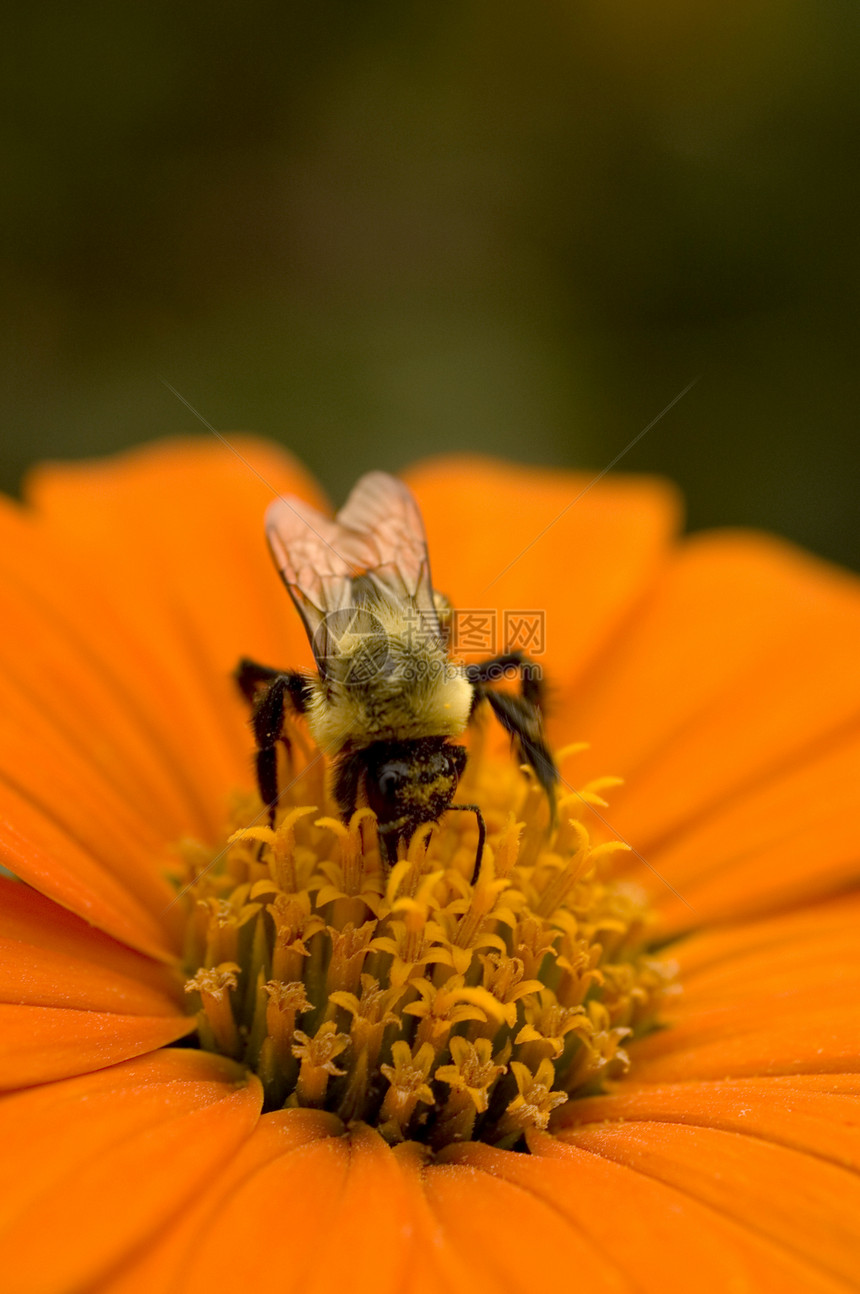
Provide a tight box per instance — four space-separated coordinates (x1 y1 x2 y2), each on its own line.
176 734 675 1150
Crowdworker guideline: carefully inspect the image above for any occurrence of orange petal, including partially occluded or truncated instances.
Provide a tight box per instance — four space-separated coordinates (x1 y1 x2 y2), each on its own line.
519 1133 850 1294
391 1142 501 1294
672 891 860 981
0 1050 262 1294
564 531 860 921
294 1124 417 1294
0 1003 194 1088
0 780 175 960
0 718 180 922
26 437 326 814
0 877 184 1016
635 1005 859 1085
100 1123 626 1294
0 441 321 946
0 499 215 843
569 529 860 789
426 1144 630 1292
553 1118 860 1289
159 1123 350 1293
405 456 680 688
648 728 860 932
0 877 181 1000
630 896 860 1082
559 1075 860 1170
26 437 323 670
154 1122 426 1294
93 1108 343 1294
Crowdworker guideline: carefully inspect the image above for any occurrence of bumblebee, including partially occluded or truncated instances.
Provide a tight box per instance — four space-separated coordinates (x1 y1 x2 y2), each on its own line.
235 472 557 879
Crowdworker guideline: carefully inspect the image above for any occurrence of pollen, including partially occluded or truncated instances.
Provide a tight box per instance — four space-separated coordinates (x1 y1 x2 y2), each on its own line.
176 740 676 1150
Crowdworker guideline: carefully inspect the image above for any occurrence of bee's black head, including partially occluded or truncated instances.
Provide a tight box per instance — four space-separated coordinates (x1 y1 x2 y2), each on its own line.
361 738 467 860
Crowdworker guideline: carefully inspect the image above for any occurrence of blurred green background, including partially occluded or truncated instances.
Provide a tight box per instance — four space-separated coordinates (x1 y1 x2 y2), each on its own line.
3 1 858 568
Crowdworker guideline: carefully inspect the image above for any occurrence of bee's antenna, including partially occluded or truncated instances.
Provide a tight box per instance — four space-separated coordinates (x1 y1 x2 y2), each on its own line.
448 804 487 885
376 821 400 870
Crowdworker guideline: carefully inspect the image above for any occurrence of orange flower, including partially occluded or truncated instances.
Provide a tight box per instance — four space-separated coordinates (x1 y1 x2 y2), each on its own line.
1 438 859 1293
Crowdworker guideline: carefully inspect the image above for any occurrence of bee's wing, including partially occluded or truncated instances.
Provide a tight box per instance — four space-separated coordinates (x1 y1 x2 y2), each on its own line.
265 496 369 658
335 471 437 616
266 473 440 674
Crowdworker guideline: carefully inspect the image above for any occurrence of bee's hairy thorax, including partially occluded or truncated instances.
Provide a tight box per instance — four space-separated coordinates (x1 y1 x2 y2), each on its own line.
305 615 473 752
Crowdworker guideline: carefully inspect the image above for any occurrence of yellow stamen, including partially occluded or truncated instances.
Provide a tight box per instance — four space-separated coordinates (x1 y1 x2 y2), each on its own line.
184 963 241 1057
379 1041 435 1141
264 980 312 1066
173 739 675 1149
292 1021 350 1105
434 1036 508 1145
497 1058 569 1143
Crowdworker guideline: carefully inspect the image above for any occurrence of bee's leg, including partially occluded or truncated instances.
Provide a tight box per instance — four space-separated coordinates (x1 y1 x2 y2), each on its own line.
332 751 362 825
467 652 558 819
248 672 313 825
465 650 546 709
234 656 284 705
476 687 558 813
447 803 487 884
376 825 401 869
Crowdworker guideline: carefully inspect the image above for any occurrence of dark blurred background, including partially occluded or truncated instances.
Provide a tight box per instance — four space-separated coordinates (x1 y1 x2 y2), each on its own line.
2 0 858 568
